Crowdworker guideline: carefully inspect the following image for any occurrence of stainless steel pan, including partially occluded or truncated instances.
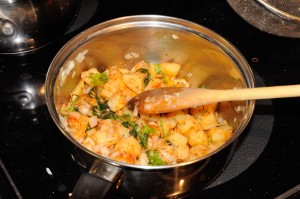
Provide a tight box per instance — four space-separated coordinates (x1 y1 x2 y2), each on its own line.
45 15 255 198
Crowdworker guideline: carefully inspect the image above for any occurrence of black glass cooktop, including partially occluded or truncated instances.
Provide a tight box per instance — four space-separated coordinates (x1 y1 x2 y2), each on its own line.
1 0 300 198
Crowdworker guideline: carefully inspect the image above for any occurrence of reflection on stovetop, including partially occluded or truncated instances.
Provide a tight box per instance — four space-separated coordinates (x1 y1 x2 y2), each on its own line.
1 0 300 198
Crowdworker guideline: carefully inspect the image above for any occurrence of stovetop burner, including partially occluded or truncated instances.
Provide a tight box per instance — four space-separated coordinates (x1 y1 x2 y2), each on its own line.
207 70 273 189
1 0 300 198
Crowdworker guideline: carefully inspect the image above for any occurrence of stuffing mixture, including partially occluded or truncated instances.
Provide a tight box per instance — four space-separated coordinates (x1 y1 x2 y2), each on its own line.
59 60 233 166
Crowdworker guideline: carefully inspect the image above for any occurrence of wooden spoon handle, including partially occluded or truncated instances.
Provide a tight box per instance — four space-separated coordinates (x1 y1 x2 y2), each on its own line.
132 84 300 114
202 84 300 103
151 85 300 113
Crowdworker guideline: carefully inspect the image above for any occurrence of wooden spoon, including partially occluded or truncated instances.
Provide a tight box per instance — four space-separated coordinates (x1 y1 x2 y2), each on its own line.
127 85 300 114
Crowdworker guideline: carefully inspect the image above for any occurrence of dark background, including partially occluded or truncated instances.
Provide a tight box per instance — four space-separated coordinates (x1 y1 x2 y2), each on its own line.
1 0 300 198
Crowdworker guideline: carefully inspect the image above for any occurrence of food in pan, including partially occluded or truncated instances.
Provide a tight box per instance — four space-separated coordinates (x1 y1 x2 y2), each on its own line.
59 60 233 166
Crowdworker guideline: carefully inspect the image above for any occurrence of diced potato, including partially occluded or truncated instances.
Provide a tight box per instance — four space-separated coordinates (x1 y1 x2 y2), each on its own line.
123 73 145 94
130 60 150 72
147 135 166 150
144 78 163 90
204 103 218 112
173 78 190 87
168 132 188 146
107 93 126 112
122 87 137 102
159 146 177 164
160 117 176 137
119 68 130 74
189 145 209 158
100 68 126 99
114 136 142 158
80 94 97 106
137 152 149 166
67 112 89 141
190 103 218 118
207 125 233 143
90 131 114 146
188 129 208 147
71 79 85 98
149 63 162 78
66 79 85 110
199 111 219 130
168 111 198 135
89 119 124 146
88 116 98 128
112 152 136 164
81 68 100 86
160 62 181 78
175 145 190 160
82 138 95 151
86 128 96 136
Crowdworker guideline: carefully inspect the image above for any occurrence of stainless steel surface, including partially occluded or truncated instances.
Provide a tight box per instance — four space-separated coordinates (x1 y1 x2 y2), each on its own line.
256 0 300 22
227 0 300 38
90 161 123 183
45 15 255 198
0 0 80 54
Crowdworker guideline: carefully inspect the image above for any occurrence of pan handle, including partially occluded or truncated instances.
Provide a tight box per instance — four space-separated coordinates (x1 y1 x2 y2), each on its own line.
70 161 124 199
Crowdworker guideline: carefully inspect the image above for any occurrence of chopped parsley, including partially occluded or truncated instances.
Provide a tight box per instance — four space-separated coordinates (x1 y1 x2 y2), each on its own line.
154 64 163 74
89 72 108 86
208 138 214 143
198 84 206 88
147 150 166 166
138 125 155 149
92 100 117 120
65 94 79 112
159 118 167 138
136 68 151 86
154 64 167 84
88 87 117 120
66 105 79 112
117 114 137 131
162 77 168 84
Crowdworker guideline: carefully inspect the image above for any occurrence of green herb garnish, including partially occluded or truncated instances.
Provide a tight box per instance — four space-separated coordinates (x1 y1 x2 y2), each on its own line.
66 105 79 112
154 64 163 74
89 72 108 86
136 68 151 86
138 125 155 149
162 77 168 84
154 64 168 84
117 114 137 131
159 118 167 138
147 150 166 166
88 87 117 120
198 84 206 88
65 94 79 112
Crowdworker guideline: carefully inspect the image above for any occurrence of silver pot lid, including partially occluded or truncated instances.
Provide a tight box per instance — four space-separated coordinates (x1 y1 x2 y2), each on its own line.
0 0 80 55
227 0 300 38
